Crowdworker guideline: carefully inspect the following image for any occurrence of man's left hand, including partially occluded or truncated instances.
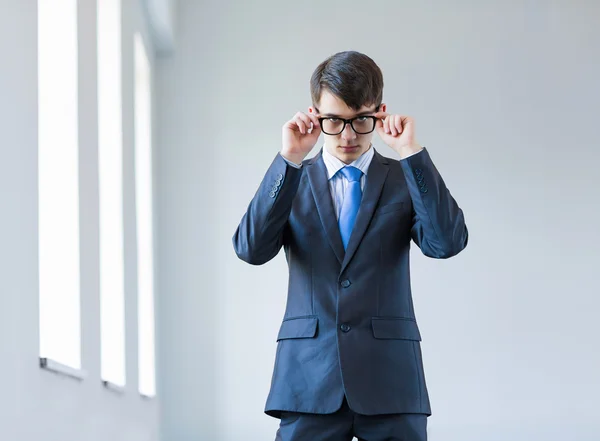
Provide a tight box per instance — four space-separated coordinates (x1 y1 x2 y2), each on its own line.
374 112 423 159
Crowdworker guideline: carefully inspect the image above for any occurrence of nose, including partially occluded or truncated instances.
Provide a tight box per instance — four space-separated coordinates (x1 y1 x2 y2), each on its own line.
341 123 357 141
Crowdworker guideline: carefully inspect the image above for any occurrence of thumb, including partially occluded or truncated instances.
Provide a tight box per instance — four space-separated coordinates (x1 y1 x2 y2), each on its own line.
374 120 387 138
374 113 386 132
374 111 389 122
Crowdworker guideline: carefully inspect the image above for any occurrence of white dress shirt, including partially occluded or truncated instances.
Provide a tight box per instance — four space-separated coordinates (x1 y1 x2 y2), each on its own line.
321 145 374 220
282 144 423 220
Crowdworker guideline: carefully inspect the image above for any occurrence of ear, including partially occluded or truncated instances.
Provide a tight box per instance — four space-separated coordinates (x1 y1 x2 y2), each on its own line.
379 103 387 113
308 106 316 115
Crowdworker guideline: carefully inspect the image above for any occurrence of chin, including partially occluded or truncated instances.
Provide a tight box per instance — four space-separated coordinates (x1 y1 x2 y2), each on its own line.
325 142 369 164
337 146 366 163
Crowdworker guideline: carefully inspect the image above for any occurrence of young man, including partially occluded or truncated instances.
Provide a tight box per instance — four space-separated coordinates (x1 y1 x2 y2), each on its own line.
233 50 468 441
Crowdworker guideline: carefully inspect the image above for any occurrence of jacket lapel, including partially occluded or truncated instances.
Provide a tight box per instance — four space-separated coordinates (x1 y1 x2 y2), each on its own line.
306 150 345 265
340 149 389 275
306 148 390 271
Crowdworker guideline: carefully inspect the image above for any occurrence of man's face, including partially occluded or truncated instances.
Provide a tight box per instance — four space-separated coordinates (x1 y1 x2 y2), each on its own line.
309 90 386 164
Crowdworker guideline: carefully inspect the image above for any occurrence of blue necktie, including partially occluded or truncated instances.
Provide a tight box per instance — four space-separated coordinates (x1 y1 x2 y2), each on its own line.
338 166 363 250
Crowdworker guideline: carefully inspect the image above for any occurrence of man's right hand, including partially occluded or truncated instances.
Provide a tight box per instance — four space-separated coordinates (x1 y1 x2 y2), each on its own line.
281 111 322 165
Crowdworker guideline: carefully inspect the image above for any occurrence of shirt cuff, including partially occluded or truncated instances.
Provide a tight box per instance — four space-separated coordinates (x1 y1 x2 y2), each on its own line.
401 147 424 159
282 156 303 169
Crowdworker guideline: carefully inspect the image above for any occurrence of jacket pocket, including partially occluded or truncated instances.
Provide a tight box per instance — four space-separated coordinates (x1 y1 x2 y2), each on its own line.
277 316 318 341
374 202 405 216
371 317 422 340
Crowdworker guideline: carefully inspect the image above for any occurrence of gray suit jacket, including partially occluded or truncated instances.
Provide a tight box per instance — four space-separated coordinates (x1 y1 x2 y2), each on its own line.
233 147 468 419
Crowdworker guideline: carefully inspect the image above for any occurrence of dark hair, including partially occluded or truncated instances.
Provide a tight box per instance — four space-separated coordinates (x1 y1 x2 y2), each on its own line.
310 51 384 111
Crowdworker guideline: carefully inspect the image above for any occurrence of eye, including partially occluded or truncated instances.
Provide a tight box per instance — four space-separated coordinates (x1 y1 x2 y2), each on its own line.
328 118 340 122
355 116 368 122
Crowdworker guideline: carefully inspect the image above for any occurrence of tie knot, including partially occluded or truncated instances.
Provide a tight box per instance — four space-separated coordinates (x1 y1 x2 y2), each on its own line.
340 166 363 182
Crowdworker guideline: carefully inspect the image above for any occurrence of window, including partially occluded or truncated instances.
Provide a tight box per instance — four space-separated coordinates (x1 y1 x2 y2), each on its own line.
98 0 125 387
37 0 82 371
134 32 156 397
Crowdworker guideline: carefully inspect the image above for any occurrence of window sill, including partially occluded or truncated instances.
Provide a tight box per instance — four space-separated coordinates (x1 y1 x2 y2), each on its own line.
102 380 125 395
39 357 87 380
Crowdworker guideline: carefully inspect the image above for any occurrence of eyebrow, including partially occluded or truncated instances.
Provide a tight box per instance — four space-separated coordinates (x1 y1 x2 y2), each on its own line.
320 111 375 118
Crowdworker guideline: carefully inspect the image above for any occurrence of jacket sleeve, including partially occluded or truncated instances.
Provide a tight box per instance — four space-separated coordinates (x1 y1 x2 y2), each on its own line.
232 152 304 265
400 147 469 259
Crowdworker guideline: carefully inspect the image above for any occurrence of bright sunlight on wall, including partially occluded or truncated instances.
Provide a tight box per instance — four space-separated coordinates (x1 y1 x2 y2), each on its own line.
98 0 126 387
134 32 156 397
38 0 81 370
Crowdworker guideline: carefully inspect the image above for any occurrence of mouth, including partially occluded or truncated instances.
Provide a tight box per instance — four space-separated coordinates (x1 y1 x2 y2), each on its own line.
339 145 359 152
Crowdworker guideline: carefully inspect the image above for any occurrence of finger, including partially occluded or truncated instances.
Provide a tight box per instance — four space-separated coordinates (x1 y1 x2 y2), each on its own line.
293 113 306 134
394 115 402 136
297 113 313 132
308 114 321 131
301 113 319 135
309 119 321 135
387 115 394 136
395 115 402 136
384 116 391 134
284 118 300 132
375 116 385 135
293 117 306 134
402 116 412 131
374 111 389 120
292 116 302 133
296 117 310 135
395 116 404 135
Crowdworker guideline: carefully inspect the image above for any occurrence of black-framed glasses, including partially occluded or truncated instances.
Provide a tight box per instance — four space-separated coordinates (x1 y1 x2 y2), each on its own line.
316 106 380 135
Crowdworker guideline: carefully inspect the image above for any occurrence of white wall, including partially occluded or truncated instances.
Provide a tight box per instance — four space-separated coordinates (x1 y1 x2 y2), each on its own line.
0 1 159 440
155 1 600 440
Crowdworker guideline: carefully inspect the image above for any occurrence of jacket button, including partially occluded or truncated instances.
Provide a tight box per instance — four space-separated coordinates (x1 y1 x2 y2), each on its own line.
340 324 351 332
340 279 351 288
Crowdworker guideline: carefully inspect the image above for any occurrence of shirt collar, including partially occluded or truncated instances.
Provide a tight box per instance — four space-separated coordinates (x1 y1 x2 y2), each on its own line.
322 144 375 180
